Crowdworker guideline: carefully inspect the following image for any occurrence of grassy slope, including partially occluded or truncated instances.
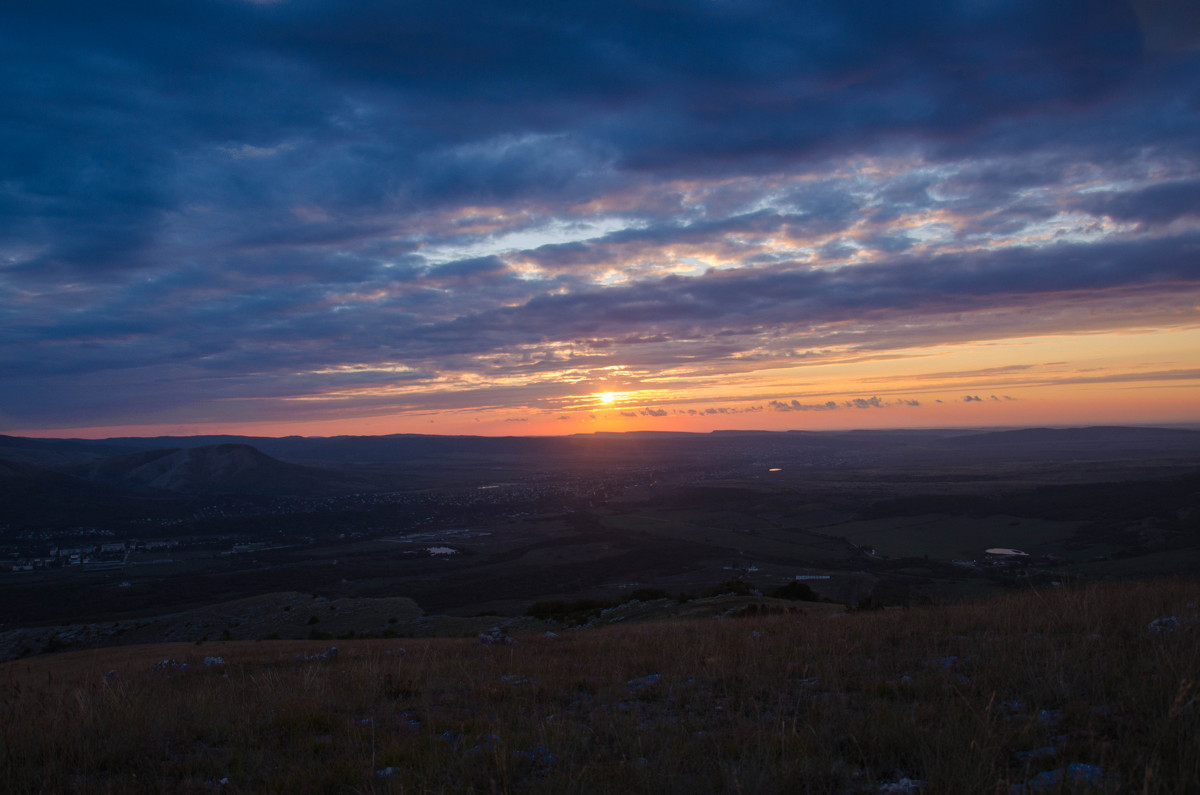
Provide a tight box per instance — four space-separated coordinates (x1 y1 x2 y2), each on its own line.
2 580 1198 794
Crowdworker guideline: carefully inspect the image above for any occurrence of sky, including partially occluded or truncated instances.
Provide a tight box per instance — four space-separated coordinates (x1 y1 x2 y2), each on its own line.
3 0 1200 438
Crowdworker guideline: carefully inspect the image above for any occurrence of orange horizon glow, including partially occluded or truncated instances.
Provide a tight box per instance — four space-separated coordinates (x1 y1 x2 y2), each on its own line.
6 325 1200 440
10 385 1200 441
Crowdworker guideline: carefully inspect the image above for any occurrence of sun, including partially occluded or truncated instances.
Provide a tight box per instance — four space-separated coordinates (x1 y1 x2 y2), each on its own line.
596 392 617 404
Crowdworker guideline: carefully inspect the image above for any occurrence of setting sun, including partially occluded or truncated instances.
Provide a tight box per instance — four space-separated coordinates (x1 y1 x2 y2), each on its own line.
596 392 617 404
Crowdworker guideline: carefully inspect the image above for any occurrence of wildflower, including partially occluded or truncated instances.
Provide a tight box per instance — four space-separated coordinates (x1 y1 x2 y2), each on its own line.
513 746 555 763
1015 746 1058 762
1036 709 1063 728
1011 763 1108 793
878 775 926 793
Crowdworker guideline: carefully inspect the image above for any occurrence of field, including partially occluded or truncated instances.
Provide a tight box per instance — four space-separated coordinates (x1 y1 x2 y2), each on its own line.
828 514 1082 560
3 579 1198 794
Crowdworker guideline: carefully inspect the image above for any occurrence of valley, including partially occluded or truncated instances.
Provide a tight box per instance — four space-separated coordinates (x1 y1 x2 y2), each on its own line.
2 426 1199 658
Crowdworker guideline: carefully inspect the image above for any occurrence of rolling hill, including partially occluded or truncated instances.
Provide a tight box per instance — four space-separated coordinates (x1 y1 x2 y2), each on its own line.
69 443 352 496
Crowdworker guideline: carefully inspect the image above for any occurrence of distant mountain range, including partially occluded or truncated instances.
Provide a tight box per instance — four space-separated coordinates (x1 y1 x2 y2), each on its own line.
2 426 1198 505
6 424 1200 464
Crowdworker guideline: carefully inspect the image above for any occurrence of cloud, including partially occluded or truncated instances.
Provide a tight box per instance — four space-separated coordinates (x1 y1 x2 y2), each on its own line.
768 396 920 412
220 142 296 160
963 395 983 402
1073 179 1200 227
770 400 838 412
430 255 510 280
2 0 1198 431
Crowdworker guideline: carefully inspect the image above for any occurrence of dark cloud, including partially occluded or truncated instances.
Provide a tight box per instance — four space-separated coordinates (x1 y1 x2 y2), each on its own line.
395 232 1200 360
430 255 510 280
1073 180 1200 226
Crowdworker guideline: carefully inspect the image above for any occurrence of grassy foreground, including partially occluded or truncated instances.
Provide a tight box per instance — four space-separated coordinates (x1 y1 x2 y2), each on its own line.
2 580 1198 794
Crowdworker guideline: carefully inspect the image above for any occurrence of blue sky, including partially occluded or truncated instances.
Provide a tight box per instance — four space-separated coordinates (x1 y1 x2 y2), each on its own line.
3 1 1200 436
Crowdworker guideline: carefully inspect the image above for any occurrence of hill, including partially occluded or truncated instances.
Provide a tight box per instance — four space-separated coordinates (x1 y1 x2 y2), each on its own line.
69 443 353 496
2 579 1196 793
0 460 174 527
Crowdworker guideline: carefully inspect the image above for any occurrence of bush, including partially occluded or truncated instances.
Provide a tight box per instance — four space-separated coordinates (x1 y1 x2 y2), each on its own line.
526 598 616 623
627 588 671 602
703 579 755 598
768 581 820 602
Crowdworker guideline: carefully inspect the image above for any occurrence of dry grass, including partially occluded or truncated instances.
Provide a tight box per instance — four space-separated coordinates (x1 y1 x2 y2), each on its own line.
2 579 1198 793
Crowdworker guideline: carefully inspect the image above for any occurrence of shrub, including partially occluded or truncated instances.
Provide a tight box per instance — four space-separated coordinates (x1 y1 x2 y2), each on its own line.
768 581 820 601
627 588 671 602
703 579 755 597
526 598 616 623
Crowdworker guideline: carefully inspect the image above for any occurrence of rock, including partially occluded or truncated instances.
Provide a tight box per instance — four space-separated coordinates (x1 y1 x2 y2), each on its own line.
1148 616 1179 632
152 658 188 675
625 674 661 690
478 627 516 645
